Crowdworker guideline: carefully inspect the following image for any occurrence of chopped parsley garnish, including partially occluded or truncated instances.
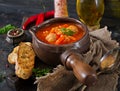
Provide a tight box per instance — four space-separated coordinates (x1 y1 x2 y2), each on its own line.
60 28 75 36
0 24 16 34
32 68 52 77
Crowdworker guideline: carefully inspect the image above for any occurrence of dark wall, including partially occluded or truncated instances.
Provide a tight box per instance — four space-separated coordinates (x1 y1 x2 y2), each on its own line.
0 0 78 27
0 0 77 17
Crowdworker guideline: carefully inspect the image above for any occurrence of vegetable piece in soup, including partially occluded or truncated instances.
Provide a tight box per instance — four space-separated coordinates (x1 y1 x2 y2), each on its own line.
36 23 85 45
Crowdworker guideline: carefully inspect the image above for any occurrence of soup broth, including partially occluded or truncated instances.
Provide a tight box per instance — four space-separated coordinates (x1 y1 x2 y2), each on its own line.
36 22 85 45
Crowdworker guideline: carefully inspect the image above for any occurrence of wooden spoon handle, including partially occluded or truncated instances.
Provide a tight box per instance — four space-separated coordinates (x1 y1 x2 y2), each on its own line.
61 50 97 86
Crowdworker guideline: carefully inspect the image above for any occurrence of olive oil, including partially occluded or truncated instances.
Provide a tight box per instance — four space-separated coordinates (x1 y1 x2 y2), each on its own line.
76 0 104 30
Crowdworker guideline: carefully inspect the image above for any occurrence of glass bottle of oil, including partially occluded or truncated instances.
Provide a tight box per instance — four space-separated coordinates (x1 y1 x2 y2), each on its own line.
76 0 104 31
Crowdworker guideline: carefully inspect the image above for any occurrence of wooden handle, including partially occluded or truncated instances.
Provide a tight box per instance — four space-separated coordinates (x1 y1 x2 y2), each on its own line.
61 50 97 86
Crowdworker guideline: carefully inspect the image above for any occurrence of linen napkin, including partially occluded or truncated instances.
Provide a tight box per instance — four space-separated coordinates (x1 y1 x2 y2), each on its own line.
35 26 120 91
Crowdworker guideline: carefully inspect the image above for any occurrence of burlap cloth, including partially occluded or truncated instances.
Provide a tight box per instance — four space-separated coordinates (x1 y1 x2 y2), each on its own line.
35 26 120 91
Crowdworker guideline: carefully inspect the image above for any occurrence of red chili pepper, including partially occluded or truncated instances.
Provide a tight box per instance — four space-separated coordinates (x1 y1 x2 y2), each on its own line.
22 10 54 30
22 14 38 30
35 13 44 26
44 10 54 20
35 10 54 26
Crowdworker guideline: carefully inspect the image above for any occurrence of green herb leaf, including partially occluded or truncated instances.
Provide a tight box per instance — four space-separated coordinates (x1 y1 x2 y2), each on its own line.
32 68 51 77
0 24 16 34
60 28 75 36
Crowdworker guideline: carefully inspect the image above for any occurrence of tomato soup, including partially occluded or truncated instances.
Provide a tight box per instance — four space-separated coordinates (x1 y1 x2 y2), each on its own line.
36 23 85 45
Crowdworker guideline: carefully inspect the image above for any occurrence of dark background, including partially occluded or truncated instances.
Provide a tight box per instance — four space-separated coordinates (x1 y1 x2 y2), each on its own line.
0 0 78 27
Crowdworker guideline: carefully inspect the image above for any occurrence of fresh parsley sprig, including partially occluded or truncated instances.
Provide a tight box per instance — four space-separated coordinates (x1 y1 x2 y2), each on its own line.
32 68 52 77
60 28 75 36
0 24 16 34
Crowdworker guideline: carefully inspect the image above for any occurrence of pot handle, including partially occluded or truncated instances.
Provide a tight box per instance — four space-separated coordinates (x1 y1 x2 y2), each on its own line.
61 49 97 86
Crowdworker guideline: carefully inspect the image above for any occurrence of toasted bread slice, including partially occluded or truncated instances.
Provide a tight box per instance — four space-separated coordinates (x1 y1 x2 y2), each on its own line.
8 42 35 79
8 46 19 64
16 42 35 79
17 42 35 69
